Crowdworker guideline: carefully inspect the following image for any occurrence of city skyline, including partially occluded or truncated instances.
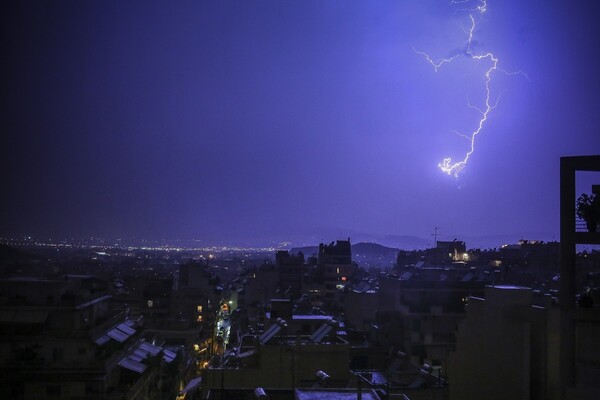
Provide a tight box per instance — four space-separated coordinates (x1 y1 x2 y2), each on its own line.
2 0 600 244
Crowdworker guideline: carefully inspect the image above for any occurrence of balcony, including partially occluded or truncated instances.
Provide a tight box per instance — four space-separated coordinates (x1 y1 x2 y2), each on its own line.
575 220 600 245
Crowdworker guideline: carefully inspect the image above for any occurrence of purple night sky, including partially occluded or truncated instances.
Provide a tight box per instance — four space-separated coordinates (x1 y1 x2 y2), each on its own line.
1 0 599 247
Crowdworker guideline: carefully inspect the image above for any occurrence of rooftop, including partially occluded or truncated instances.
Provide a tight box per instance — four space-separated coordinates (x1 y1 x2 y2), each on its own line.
295 388 383 400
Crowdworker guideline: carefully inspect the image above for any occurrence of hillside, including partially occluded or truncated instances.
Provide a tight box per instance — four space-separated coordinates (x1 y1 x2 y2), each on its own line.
289 242 400 268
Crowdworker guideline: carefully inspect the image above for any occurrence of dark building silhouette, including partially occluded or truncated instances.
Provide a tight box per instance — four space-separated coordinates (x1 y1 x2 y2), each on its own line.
0 275 176 400
276 250 304 299
317 239 356 298
559 155 600 400
377 265 486 370
426 240 467 265
448 285 560 400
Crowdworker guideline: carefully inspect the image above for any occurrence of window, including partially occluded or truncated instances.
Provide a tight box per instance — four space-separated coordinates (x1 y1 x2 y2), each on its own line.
197 305 203 313
52 347 64 362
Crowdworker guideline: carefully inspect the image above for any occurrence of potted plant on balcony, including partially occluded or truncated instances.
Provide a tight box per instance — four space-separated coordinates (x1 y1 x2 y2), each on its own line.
576 193 600 233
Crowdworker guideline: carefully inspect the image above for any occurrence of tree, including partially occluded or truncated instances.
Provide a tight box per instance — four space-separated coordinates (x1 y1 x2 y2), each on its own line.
576 193 600 232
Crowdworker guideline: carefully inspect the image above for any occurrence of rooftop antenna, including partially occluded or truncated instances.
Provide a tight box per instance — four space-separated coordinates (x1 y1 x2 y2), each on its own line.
432 227 440 265
432 227 440 248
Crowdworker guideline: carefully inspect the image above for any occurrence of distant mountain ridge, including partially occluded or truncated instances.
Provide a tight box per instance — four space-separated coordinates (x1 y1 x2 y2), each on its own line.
286 231 558 268
290 241 401 269
352 242 399 255
285 229 556 252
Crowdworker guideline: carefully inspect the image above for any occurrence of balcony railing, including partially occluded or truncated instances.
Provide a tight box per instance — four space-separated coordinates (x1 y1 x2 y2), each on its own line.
576 219 596 232
575 219 600 245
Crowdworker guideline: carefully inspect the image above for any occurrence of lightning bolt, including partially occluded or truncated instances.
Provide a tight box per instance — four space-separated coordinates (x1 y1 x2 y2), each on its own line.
416 0 524 177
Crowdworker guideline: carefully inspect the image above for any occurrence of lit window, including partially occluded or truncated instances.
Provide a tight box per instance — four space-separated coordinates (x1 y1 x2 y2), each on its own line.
341 276 347 281
197 306 203 313
197 315 203 322
336 267 340 274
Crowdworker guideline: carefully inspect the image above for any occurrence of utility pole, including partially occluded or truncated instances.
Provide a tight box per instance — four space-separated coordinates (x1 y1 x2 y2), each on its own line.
432 227 440 247
432 227 440 265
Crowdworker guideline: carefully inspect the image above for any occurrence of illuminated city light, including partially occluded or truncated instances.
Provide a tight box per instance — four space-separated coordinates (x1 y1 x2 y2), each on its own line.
416 0 526 177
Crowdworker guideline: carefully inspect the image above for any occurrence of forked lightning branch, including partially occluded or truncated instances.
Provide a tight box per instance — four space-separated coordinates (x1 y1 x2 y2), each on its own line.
416 0 526 177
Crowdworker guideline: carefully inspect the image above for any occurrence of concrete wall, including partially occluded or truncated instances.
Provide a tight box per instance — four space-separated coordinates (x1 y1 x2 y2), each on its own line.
447 286 560 400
